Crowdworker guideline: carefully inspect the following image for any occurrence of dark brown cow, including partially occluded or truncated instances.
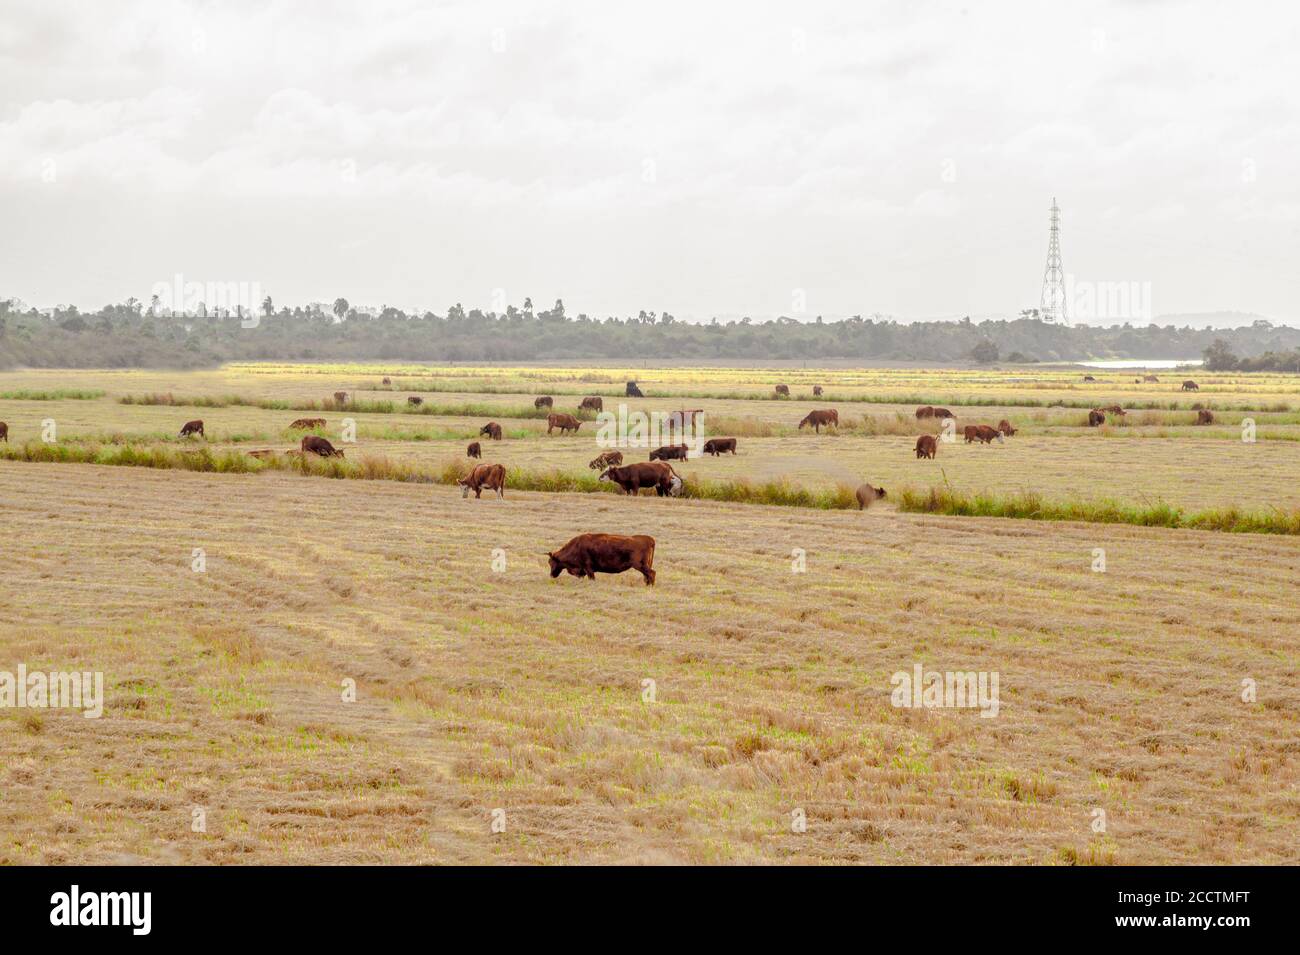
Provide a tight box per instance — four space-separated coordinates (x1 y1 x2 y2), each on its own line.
997 419 1017 436
855 484 886 510
1088 409 1106 427
626 381 644 398
932 407 955 419
289 417 326 429
963 425 1002 444
333 391 348 404
407 396 423 406
1082 375 1097 382
798 409 839 432
813 385 823 396
599 461 680 497
459 463 505 499
702 438 737 456
548 533 656 586
381 377 392 385
0 421 8 443
479 422 503 440
547 413 581 435
467 441 482 459
774 384 790 397
301 435 344 457
589 450 624 470
534 396 554 409
1196 409 1214 425
580 396 603 412
1182 380 1199 391
915 406 935 419
649 443 689 461
179 419 205 438
915 435 938 459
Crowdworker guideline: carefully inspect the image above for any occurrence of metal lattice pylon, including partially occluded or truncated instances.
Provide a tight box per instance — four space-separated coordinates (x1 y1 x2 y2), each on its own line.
1039 197 1068 325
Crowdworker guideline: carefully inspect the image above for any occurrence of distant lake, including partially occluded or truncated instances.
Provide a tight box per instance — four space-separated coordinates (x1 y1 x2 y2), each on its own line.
1076 359 1203 369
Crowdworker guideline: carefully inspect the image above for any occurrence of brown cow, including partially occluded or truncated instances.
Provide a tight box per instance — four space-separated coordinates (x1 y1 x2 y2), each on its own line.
289 417 326 429
798 409 839 433
599 461 680 497
534 396 554 409
1082 375 1096 382
479 422 503 440
915 435 938 459
963 425 1002 444
580 396 603 412
702 438 737 456
1101 404 1126 416
932 407 955 419
0 421 8 443
915 406 935 419
813 385 823 397
589 450 624 470
626 381 644 398
333 391 348 404
855 484 886 510
407 396 423 406
1088 409 1106 427
1182 380 1199 391
459 463 505 499
179 419 205 438
301 435 345 457
381 377 392 385
997 419 1017 436
1196 409 1214 425
649 444 689 461
547 413 581 435
774 384 790 397
548 533 656 586
467 441 482 459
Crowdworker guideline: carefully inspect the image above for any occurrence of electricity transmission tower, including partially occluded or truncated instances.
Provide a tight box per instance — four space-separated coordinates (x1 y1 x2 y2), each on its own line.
1039 197 1068 325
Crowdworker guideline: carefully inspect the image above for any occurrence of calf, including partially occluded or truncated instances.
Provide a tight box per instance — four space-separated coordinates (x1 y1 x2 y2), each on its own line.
580 396 603 412
798 409 839 432
997 419 1017 436
179 419 205 438
649 444 689 461
467 441 482 459
407 396 423 406
855 484 886 510
548 533 656 586
599 461 679 496
301 435 345 457
1088 409 1106 427
459 463 505 499
289 417 326 429
915 434 937 459
547 413 581 435
702 437 737 456
479 422 503 440
1182 380 1199 391
589 450 624 470
534 396 554 409
1196 409 1214 425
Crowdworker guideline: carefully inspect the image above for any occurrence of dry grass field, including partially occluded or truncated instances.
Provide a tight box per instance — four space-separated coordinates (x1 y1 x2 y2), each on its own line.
2 363 1298 865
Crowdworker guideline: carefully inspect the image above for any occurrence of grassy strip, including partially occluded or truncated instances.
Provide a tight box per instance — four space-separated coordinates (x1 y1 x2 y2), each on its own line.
0 389 106 400
118 392 596 420
893 485 1300 535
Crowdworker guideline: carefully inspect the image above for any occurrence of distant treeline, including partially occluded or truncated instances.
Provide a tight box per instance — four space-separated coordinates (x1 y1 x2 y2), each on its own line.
2 297 1299 368
1202 338 1300 372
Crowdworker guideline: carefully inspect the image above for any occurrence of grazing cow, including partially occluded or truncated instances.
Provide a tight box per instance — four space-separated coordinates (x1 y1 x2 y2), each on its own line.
179 419 205 438
289 417 326 429
915 406 935 419
1143 375 1159 383
813 385 823 396
479 422 503 440
1101 404 1126 416
856 484 886 510
963 425 1002 444
798 409 839 432
580 396 603 412
1196 409 1214 425
599 461 680 497
467 441 482 459
915 435 938 459
589 450 624 470
408 396 423 406
534 396 554 409
774 384 790 397
1083 375 1097 382
382 377 392 385
997 419 1017 436
702 437 737 456
626 381 644 398
548 533 656 586
459 463 506 499
547 413 581 435
1088 409 1106 427
1182 380 1199 391
649 443 689 461
0 421 7 443
932 407 955 419
333 391 348 404
301 435 344 457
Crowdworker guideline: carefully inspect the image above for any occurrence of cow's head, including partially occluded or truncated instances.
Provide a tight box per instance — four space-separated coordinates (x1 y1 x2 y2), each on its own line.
598 468 614 483
547 553 563 578
876 487 887 498
458 477 472 498
668 475 683 497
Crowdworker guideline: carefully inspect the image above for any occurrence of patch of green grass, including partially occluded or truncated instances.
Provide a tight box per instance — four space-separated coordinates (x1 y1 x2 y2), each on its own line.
0 389 105 400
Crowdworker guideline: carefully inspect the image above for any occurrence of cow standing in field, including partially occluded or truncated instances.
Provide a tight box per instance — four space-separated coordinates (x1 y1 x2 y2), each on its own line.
997 419 1017 436
1196 409 1214 425
548 533 656 586
932 407 955 419
459 463 505 499
798 409 839 432
534 396 553 409
599 461 680 497
626 381 644 398
915 406 935 419
1083 375 1097 382
813 385 823 396
467 441 482 459
289 418 326 429
774 384 790 397
1088 409 1106 427
333 391 348 404
408 396 423 406
0 422 8 443
1101 404 1126 416
915 435 937 459
479 422 503 440
589 450 623 470
547 413 581 435
1182 380 1199 391
702 438 737 456
382 377 392 385
963 425 1002 444
649 444 689 461
179 419 205 438
580 396 603 412
301 435 344 457
855 484 886 510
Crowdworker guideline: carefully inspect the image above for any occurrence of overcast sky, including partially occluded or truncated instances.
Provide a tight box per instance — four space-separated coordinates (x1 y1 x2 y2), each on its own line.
2 0 1297 324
